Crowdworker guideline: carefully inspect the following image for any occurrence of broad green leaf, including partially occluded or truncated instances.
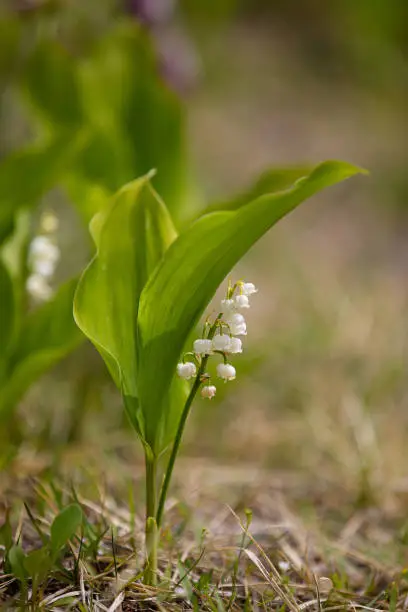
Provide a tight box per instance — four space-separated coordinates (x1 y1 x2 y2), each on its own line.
8 545 27 582
24 548 52 582
0 279 83 417
0 131 86 228
71 23 195 224
23 40 83 127
50 504 82 554
0 260 14 363
73 174 179 444
137 161 366 453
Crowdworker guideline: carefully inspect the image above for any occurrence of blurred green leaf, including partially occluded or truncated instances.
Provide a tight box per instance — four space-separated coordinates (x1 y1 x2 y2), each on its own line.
50 504 82 554
137 161 366 453
74 174 180 444
69 23 194 224
0 215 15 247
0 132 86 228
0 17 21 83
24 548 52 582
0 260 14 363
8 545 26 582
0 279 83 417
23 40 83 127
0 515 13 551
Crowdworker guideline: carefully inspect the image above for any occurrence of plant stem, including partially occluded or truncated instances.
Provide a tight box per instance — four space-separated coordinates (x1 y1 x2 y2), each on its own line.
156 315 222 528
144 452 158 585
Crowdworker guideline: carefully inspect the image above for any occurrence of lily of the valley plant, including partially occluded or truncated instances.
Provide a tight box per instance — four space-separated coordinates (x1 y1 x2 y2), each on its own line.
73 161 365 585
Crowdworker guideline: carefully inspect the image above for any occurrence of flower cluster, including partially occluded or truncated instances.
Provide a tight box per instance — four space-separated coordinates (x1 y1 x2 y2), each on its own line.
26 211 60 302
177 281 258 399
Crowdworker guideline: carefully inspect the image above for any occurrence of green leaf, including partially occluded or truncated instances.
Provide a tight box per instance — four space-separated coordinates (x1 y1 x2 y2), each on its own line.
0 279 83 417
50 504 82 554
73 174 179 443
0 514 13 551
71 23 195 224
137 161 366 453
0 132 86 229
23 40 83 127
0 259 14 363
24 548 52 582
8 545 27 582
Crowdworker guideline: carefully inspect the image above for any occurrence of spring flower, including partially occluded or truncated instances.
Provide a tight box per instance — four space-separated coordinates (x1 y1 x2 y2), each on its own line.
221 298 235 312
226 336 242 354
29 236 60 266
225 312 247 336
234 294 250 309
216 363 236 381
201 385 216 399
242 282 258 296
177 362 197 380
193 338 213 355
34 259 56 278
26 274 53 302
212 333 232 352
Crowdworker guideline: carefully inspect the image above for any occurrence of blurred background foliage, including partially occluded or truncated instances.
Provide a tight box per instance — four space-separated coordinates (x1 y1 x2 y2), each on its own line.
0 0 407 504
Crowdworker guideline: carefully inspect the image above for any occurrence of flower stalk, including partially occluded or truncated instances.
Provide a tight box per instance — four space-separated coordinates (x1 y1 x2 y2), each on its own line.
144 452 158 585
144 280 258 585
156 315 221 529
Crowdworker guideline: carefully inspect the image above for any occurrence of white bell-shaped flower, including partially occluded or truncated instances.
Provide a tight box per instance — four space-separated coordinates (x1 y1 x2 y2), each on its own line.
234 294 250 309
201 385 216 399
29 236 60 265
242 282 258 296
225 312 247 336
34 259 56 278
221 298 235 312
26 274 53 302
212 333 232 352
227 337 242 354
216 362 236 381
193 338 213 355
176 362 197 380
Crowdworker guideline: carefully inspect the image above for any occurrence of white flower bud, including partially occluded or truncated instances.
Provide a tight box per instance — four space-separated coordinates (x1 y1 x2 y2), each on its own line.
216 363 236 381
193 338 213 355
176 362 197 380
212 334 232 352
40 211 59 233
227 337 242 354
234 294 250 309
242 282 258 296
221 298 235 312
201 385 216 399
26 274 53 302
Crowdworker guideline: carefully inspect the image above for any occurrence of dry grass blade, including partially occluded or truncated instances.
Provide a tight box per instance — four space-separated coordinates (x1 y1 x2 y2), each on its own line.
244 549 300 612
107 590 125 612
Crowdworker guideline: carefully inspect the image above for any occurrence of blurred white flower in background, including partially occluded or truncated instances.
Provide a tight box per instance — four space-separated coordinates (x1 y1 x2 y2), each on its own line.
26 211 60 303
